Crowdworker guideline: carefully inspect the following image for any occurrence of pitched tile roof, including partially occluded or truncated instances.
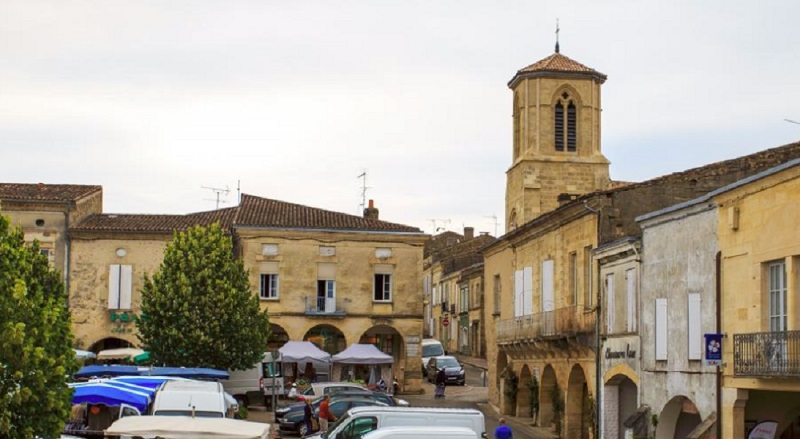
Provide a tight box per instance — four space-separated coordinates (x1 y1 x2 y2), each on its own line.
71 206 239 233
235 194 423 233
509 52 607 87
0 183 101 203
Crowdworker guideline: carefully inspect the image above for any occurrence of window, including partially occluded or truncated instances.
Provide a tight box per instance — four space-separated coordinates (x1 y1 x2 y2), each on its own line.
108 264 132 310
655 298 668 360
584 246 593 308
493 274 501 314
688 293 701 360
769 260 787 332
626 268 637 333
317 280 335 312
39 248 54 266
374 274 392 302
460 286 469 312
606 274 615 333
260 274 279 300
554 92 577 152
569 252 578 306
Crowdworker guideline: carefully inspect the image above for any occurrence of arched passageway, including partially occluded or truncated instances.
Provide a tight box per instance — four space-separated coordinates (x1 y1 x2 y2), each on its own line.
603 374 638 439
565 364 590 439
517 365 533 419
540 365 558 428
656 396 701 439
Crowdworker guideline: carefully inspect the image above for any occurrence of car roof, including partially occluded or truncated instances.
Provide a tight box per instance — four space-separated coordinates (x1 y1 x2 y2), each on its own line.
347 406 481 415
432 355 458 361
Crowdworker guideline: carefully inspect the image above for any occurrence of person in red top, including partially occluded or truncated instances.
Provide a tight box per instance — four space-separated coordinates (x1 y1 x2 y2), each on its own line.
318 394 337 432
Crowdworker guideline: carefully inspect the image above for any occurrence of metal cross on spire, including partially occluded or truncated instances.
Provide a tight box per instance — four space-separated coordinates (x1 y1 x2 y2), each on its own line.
555 18 560 53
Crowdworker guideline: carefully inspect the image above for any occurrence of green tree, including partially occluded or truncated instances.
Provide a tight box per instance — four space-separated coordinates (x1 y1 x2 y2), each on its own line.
137 223 270 371
0 212 78 438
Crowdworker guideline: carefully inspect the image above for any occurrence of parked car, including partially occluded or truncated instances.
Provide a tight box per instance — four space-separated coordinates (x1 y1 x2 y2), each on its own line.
426 356 466 386
278 396 387 437
301 381 367 397
274 395 323 425
326 389 410 407
421 339 445 376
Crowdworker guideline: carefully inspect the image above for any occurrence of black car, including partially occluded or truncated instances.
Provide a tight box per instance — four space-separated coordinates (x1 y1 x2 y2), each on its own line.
426 356 466 386
278 396 387 437
275 395 323 423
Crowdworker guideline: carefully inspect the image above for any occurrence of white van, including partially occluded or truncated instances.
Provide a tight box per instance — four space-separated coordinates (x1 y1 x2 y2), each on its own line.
224 352 284 406
306 406 486 439
421 338 445 375
152 380 232 418
362 426 478 439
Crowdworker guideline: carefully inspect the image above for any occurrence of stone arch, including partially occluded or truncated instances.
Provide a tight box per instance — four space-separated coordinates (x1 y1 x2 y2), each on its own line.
565 363 590 439
540 364 558 428
496 349 509 388
656 395 701 439
517 364 533 419
551 84 583 108
603 363 640 386
267 323 289 350
88 336 136 353
303 324 346 355
603 373 639 439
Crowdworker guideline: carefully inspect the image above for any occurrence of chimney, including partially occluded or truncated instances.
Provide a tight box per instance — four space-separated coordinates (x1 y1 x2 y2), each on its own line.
463 227 474 240
363 199 380 220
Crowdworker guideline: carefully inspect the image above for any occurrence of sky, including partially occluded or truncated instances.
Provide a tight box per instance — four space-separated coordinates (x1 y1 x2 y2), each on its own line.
2 1 799 237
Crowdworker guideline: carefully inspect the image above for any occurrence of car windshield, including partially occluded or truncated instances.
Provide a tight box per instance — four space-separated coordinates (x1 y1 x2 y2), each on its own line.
322 411 352 438
438 358 460 368
422 344 444 357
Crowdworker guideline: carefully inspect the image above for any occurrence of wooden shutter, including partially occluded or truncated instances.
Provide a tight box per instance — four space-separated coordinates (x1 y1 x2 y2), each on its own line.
656 298 668 361
688 293 702 360
119 265 132 310
541 260 555 312
514 270 524 317
523 267 533 316
606 274 615 333
108 265 120 309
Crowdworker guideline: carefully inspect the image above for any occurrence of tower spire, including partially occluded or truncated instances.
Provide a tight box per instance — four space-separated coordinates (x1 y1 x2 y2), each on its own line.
555 19 560 53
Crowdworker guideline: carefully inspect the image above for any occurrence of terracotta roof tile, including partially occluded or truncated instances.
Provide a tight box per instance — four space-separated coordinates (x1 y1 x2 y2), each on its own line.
509 52 606 87
71 207 239 233
235 194 422 233
0 183 101 203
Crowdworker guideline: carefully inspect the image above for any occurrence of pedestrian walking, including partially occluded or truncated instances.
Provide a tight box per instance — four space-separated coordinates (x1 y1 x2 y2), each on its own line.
318 394 337 432
494 417 513 439
435 367 446 398
303 396 316 434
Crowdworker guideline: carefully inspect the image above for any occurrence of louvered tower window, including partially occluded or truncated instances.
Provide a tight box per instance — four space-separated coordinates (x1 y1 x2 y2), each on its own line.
554 92 577 152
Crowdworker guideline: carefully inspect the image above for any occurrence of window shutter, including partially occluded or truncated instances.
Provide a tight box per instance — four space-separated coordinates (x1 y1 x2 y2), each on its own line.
688 293 702 360
514 270 524 317
119 265 133 310
626 269 637 332
606 274 615 333
523 267 533 316
656 298 668 361
541 260 554 312
108 265 120 309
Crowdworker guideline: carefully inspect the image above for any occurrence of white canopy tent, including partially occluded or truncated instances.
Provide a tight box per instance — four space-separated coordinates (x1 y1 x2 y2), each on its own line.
278 341 332 383
332 344 395 387
96 347 145 361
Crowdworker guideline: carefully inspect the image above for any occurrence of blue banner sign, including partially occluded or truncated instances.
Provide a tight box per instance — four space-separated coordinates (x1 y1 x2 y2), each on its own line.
704 333 723 366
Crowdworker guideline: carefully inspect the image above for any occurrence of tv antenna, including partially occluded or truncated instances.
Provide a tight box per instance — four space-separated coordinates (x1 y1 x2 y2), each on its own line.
785 119 800 125
201 185 230 210
484 214 499 237
428 219 451 234
357 170 372 213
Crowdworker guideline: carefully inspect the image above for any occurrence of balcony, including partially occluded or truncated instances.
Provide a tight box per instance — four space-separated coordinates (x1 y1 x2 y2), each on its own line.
496 306 596 344
304 296 346 317
734 330 800 377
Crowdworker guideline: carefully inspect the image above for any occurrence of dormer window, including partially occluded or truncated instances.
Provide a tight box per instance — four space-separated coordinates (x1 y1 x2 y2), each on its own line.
554 92 577 152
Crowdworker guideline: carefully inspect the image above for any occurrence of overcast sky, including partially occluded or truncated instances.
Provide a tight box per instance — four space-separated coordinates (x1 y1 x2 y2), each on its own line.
2 1 799 236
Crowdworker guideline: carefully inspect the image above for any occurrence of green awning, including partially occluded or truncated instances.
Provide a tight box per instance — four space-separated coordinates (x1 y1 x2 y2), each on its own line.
133 351 151 365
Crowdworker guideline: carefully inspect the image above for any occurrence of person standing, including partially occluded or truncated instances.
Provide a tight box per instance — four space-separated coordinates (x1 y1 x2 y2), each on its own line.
318 394 337 432
494 417 513 439
287 382 299 400
435 367 447 398
303 397 315 434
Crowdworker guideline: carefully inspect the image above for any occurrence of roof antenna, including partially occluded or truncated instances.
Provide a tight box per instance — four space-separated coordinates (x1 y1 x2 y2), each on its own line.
357 170 371 214
201 185 230 210
555 18 560 53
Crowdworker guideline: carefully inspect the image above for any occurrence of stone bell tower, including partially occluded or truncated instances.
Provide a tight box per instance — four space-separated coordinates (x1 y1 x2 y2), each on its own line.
505 43 611 232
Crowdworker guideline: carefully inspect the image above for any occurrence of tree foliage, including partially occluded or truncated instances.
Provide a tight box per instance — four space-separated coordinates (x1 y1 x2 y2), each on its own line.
0 212 78 438
137 223 270 371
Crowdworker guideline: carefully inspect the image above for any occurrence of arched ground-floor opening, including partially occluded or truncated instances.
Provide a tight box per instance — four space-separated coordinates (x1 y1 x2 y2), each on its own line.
565 364 590 439
656 396 701 439
540 364 558 428
603 374 638 439
741 389 800 439
87 337 134 352
517 365 533 419
267 323 289 351
332 325 405 387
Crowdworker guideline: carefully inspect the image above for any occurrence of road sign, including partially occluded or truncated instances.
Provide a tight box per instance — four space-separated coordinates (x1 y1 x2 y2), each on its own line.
442 317 450 327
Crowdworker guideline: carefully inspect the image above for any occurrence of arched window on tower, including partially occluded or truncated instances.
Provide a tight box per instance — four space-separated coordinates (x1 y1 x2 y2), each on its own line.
554 92 578 152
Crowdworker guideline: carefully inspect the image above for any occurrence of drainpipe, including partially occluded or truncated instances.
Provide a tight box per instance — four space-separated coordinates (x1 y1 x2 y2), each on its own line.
583 200 602 439
716 251 722 438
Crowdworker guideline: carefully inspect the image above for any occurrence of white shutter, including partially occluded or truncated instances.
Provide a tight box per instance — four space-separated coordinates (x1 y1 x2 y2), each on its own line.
119 265 133 310
514 270 524 317
523 266 533 316
542 260 554 312
626 269 637 332
108 265 120 309
655 298 668 361
688 293 702 360
606 274 615 333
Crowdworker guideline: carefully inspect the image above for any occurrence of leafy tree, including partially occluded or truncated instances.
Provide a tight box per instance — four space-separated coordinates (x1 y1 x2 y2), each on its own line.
0 212 78 438
137 223 270 371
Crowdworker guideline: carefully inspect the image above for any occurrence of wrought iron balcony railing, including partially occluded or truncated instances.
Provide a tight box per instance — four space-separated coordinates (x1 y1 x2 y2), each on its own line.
734 330 800 377
496 306 596 344
304 296 346 317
